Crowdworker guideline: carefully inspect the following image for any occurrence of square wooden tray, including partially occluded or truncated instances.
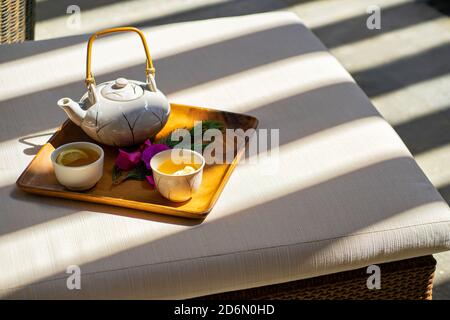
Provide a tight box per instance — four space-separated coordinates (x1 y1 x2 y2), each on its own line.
16 103 258 219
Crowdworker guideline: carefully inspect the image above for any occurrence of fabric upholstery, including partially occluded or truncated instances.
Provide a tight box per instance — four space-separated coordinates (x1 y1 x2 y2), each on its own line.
0 12 449 299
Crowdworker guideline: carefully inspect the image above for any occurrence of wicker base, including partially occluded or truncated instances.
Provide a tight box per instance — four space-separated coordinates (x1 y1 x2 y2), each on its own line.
1 0 35 43
200 255 436 300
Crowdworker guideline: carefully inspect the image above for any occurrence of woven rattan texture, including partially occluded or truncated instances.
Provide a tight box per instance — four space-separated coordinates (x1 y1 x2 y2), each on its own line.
1 0 34 43
200 255 436 300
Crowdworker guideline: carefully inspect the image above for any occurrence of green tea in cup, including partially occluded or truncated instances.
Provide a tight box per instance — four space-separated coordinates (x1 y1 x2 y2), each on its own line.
56 147 100 167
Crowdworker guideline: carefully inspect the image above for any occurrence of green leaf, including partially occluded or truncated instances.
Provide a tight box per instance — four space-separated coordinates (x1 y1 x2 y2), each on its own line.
158 128 189 148
112 165 123 183
189 120 224 136
157 120 225 151
112 162 150 185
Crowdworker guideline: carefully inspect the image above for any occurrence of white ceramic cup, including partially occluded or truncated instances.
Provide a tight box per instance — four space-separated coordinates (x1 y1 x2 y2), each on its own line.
51 142 104 191
150 149 205 202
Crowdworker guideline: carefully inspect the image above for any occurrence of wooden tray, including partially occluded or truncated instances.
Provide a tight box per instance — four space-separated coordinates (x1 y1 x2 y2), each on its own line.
16 103 258 219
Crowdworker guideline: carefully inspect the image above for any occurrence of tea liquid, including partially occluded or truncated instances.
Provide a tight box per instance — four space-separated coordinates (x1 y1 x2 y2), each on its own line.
57 147 100 167
158 159 200 175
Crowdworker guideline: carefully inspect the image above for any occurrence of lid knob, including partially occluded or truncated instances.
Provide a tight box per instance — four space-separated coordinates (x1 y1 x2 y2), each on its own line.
114 77 129 88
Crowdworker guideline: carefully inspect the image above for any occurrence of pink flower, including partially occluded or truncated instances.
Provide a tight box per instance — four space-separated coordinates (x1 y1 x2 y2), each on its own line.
115 149 142 171
141 144 170 170
113 139 171 188
141 139 152 150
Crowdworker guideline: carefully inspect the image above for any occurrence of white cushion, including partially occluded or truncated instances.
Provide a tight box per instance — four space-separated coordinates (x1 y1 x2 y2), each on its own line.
0 12 449 299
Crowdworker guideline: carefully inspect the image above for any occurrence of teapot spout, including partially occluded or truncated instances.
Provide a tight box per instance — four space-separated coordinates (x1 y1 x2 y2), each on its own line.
57 98 86 126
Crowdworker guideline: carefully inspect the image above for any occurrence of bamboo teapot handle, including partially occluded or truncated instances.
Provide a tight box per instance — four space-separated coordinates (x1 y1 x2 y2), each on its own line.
85 27 156 90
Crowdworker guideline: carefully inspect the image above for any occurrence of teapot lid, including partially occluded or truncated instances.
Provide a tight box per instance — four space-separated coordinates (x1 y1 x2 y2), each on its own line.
100 78 144 101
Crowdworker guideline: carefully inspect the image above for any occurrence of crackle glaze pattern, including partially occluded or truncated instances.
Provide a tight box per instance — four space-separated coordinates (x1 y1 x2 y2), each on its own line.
65 80 170 147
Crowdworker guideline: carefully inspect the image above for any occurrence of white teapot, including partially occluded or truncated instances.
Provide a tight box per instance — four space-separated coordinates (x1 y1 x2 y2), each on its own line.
57 27 170 147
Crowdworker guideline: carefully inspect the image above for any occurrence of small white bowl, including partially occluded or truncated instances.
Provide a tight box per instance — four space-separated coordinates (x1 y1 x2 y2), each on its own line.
150 149 205 202
51 142 104 191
